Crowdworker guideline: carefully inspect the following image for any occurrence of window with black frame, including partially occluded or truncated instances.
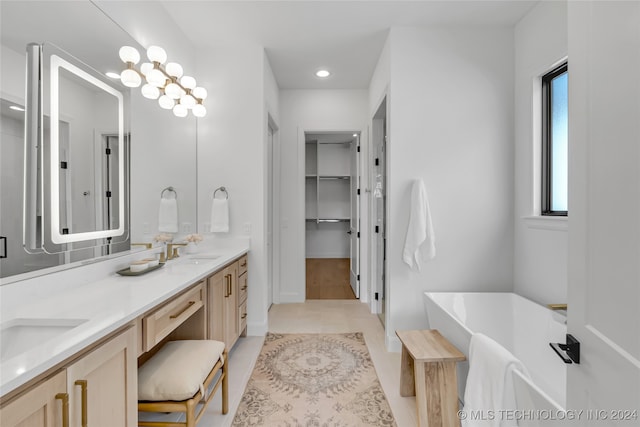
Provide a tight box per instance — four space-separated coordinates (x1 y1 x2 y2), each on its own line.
541 62 568 216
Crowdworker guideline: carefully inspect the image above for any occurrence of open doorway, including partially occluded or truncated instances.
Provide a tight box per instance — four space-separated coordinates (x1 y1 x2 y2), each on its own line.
304 131 360 300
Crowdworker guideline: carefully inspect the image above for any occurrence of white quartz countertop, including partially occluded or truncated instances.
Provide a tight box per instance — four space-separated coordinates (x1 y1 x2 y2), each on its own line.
0 242 249 397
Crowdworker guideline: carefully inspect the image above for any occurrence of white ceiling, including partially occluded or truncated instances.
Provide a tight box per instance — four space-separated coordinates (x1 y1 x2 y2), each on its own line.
161 1 538 89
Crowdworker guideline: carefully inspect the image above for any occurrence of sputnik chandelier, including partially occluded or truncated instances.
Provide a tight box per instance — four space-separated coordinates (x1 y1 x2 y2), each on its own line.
119 45 207 118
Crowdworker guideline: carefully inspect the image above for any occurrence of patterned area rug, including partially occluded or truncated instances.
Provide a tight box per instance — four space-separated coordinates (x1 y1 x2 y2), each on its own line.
232 332 397 426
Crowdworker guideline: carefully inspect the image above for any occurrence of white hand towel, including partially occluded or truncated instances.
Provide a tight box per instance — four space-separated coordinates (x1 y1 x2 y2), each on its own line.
158 197 178 233
462 333 531 427
402 178 436 270
210 198 229 233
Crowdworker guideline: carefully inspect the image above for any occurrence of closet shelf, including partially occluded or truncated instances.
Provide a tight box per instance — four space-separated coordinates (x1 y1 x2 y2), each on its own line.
306 218 350 223
318 176 349 180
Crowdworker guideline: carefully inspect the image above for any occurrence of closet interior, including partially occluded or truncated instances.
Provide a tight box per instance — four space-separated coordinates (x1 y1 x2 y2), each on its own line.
305 132 358 299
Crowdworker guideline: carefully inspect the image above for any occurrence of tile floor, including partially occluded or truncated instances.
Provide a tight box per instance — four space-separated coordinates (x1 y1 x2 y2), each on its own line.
164 300 418 426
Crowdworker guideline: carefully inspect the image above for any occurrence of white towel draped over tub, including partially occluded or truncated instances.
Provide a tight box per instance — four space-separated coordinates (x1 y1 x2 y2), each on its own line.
210 198 229 233
462 333 531 427
158 197 178 233
402 178 436 270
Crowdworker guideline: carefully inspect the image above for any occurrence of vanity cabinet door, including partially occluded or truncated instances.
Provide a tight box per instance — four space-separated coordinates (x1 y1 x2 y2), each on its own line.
207 259 241 350
224 261 239 348
0 371 67 427
66 326 136 427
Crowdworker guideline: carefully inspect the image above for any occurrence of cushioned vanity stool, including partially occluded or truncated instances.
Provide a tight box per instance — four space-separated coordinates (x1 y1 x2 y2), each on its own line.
138 340 228 427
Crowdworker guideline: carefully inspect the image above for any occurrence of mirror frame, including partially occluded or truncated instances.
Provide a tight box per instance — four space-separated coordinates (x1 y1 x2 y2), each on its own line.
48 52 126 244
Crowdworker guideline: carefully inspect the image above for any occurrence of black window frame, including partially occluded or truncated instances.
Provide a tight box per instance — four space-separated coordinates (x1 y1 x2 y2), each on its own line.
541 62 568 216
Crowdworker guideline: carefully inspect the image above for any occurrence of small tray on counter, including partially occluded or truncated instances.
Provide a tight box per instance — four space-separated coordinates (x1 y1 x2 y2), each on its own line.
117 263 165 276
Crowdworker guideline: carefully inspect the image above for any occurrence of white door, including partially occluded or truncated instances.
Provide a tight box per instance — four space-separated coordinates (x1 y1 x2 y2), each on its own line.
566 1 640 420
349 134 360 298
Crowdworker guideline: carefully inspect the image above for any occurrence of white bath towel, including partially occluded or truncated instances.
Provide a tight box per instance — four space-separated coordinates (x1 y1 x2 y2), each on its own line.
462 333 531 427
402 178 436 270
158 197 178 233
210 198 229 233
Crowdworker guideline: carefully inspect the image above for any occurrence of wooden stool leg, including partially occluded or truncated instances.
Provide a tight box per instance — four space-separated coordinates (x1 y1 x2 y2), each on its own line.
400 344 416 397
222 349 229 414
186 399 196 427
414 361 461 427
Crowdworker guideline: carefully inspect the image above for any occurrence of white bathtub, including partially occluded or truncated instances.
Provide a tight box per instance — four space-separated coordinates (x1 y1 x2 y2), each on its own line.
423 292 567 414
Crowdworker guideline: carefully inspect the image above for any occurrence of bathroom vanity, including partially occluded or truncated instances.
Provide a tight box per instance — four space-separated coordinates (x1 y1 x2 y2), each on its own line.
0 244 249 426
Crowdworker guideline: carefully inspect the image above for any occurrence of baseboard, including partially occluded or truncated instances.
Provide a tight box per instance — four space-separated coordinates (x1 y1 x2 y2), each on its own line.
305 253 349 259
247 318 268 336
386 334 402 353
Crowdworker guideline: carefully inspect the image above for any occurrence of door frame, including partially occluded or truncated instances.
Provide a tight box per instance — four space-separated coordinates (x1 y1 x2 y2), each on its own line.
266 113 279 308
370 93 389 322
299 127 363 301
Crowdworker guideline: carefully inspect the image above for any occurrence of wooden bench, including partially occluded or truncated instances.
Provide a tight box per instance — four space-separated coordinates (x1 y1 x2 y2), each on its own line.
137 340 228 427
396 330 466 427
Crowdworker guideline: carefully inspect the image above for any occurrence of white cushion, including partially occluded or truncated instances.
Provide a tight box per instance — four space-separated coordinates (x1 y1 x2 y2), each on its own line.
138 340 225 401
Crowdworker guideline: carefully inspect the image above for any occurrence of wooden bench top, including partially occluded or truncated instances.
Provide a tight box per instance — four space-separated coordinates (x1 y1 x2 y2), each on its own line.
396 330 466 363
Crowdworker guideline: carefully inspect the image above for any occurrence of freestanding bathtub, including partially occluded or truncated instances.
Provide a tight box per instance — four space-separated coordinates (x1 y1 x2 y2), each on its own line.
423 292 567 415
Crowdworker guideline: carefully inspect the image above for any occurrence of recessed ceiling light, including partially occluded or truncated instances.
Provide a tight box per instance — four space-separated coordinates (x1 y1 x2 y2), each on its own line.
106 71 121 79
352 133 358 137
315 70 331 78
9 105 25 112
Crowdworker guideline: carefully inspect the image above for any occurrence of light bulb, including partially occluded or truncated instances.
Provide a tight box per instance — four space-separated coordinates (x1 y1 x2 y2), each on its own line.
164 83 182 99
315 69 331 78
192 104 207 118
147 45 167 64
180 75 196 89
119 46 140 64
120 69 141 87
192 87 208 100
158 95 175 110
146 68 166 87
165 62 184 78
173 104 188 117
180 94 196 109
140 62 153 76
141 84 160 99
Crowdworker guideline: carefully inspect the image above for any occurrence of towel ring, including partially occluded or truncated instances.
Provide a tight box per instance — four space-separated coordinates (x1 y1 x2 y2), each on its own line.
161 186 178 199
213 186 229 200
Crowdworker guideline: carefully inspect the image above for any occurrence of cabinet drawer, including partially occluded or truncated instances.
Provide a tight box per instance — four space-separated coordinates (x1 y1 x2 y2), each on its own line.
239 299 247 333
238 254 248 276
238 271 248 304
143 282 204 351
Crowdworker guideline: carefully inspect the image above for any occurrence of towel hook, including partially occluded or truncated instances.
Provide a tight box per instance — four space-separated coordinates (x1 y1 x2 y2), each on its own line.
161 186 178 199
213 186 229 200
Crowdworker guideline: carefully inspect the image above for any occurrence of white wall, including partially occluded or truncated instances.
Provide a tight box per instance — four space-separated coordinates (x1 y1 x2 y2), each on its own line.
383 26 515 350
196 42 270 334
278 90 368 302
514 1 568 306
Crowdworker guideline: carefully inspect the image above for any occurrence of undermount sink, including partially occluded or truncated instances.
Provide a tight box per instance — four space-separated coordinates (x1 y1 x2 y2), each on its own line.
179 253 220 265
0 318 88 362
